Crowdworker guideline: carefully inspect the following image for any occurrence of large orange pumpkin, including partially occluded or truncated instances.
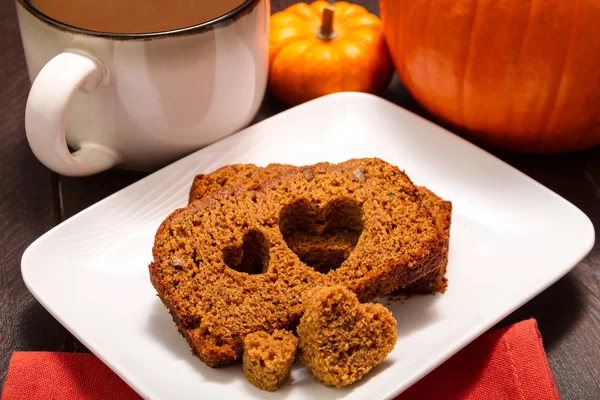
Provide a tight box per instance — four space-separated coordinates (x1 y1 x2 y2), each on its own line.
380 0 600 153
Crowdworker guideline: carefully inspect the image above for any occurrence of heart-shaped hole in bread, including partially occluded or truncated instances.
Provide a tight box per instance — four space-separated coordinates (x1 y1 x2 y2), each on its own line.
222 229 270 275
297 285 397 387
279 198 364 274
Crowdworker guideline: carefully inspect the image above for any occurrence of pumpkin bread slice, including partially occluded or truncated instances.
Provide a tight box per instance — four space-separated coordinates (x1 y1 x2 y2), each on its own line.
188 163 452 293
150 158 443 367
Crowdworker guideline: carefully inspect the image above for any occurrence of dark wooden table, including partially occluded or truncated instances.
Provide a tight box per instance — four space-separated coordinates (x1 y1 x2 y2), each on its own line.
1 0 599 398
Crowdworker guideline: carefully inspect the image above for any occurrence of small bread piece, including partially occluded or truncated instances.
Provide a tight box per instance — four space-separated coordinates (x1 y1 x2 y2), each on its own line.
243 330 298 391
297 286 397 387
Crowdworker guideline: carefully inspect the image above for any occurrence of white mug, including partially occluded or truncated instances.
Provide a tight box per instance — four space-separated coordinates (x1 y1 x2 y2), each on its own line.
16 0 269 176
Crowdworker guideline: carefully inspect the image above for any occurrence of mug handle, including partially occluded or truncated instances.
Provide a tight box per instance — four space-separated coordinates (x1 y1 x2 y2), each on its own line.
25 52 121 176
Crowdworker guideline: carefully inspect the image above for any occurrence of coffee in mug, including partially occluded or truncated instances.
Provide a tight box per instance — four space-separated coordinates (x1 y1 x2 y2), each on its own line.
29 0 247 34
16 0 269 176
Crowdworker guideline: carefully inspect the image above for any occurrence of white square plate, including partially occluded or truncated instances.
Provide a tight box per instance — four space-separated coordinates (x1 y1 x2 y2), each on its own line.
22 93 594 400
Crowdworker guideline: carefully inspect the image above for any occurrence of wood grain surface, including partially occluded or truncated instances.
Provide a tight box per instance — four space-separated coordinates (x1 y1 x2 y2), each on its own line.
1 0 599 398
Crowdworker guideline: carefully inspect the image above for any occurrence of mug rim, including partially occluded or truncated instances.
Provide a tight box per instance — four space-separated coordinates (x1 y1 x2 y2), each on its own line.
17 0 260 39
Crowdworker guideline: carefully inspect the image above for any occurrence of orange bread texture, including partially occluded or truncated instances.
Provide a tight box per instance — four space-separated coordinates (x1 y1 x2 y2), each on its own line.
150 158 443 367
188 163 452 294
243 329 298 391
297 286 397 387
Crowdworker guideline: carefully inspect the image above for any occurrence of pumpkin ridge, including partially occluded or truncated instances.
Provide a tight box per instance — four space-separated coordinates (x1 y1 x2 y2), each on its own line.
397 1 411 98
311 1 357 25
272 39 315 71
334 40 372 91
338 4 369 24
270 11 307 27
335 37 369 56
287 3 321 24
460 0 481 130
270 39 319 104
540 0 579 140
270 25 312 39
309 0 329 18
423 0 438 120
507 0 535 136
269 26 313 68
338 14 382 31
303 44 342 101
341 31 378 47
393 0 440 126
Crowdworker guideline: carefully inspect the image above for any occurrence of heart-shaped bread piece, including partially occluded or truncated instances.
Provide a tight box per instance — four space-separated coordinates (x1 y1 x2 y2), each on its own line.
243 329 298 391
297 285 397 387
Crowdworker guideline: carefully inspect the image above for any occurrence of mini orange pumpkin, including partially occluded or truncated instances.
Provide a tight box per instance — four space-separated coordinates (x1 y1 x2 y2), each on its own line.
269 1 393 106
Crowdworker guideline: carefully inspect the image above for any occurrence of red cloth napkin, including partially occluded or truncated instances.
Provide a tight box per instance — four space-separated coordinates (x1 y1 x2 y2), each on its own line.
2 319 558 400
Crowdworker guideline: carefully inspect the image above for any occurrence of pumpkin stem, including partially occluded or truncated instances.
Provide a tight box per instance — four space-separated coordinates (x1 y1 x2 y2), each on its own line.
318 5 337 41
